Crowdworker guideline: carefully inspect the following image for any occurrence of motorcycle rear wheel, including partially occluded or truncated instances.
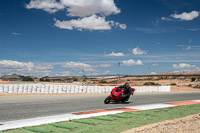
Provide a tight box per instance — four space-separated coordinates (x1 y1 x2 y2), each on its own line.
104 96 111 104
121 98 126 103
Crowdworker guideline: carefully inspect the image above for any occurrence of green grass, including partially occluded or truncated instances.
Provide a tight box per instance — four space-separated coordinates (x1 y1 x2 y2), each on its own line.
2 103 200 133
91 117 115 121
50 123 76 129
23 127 51 133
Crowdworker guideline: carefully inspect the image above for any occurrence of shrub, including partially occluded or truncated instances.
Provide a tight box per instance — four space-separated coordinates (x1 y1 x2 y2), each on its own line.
188 84 192 87
143 82 160 86
39 78 50 82
72 78 78 81
22 77 34 81
99 80 108 83
191 77 196 82
170 83 177 86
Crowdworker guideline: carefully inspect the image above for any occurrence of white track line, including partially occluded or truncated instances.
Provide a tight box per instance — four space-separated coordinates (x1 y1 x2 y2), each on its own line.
127 103 176 110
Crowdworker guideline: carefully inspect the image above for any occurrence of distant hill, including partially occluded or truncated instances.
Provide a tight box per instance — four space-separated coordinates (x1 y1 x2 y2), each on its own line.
1 73 25 79
157 72 200 76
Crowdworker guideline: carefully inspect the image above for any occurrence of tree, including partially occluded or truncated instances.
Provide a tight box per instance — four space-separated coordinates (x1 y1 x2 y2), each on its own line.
40 78 50 82
82 75 87 82
22 77 34 81
72 77 78 82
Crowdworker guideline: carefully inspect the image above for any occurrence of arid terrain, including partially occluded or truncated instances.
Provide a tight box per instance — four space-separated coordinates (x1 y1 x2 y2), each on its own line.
123 114 200 133
1 75 200 92
90 75 200 92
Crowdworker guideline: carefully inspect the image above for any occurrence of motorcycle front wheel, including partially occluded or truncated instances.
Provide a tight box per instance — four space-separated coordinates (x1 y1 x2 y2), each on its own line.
104 96 111 104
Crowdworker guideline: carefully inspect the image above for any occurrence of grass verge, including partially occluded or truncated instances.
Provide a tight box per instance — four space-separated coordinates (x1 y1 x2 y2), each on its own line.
2 103 200 133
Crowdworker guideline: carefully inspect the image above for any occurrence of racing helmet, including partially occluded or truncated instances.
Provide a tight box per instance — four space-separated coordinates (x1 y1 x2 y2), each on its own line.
124 83 130 89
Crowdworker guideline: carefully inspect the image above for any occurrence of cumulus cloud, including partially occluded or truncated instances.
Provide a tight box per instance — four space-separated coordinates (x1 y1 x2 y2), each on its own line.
115 22 127 29
173 63 196 69
61 0 120 17
0 60 53 77
54 15 126 31
26 0 120 16
26 0 126 31
122 59 143 66
62 61 96 71
105 52 126 57
132 47 147 55
26 0 65 13
171 11 199 21
55 15 110 30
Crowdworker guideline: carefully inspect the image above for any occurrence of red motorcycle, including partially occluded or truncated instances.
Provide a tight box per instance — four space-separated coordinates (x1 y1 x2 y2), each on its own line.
104 87 135 104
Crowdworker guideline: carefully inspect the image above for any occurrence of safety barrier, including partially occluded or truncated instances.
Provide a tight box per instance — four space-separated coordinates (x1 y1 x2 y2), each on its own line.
0 84 170 93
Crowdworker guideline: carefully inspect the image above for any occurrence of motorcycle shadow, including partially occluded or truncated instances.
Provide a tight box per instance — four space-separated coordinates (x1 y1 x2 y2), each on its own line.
110 102 132 104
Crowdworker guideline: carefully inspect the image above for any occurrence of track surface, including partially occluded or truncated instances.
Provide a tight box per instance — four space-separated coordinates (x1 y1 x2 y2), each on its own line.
0 92 200 122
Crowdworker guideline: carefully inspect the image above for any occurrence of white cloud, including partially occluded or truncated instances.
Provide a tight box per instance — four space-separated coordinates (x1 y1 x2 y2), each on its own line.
54 15 126 31
61 0 120 17
62 61 96 71
171 11 199 21
12 32 21 35
99 64 112 67
152 64 158 67
173 66 200 73
26 0 120 16
122 59 143 66
177 45 193 51
161 17 173 21
173 63 196 69
103 71 111 75
0 60 53 77
105 52 126 57
26 0 65 13
54 15 111 30
132 47 147 55
150 72 157 75
188 28 200 31
156 42 160 45
61 71 71 76
183 46 191 50
26 0 125 31
0 60 34 70
115 22 126 29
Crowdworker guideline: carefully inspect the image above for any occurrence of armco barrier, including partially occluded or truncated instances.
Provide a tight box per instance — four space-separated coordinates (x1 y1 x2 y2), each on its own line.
0 84 170 94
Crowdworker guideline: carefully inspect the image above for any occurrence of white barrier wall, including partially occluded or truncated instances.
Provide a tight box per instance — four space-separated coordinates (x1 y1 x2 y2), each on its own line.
0 84 170 94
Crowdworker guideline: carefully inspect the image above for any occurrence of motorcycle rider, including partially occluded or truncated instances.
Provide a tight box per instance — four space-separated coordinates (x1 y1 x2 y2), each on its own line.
116 83 135 101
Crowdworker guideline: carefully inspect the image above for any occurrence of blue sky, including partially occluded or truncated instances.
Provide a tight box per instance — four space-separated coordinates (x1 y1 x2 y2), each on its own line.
0 0 200 77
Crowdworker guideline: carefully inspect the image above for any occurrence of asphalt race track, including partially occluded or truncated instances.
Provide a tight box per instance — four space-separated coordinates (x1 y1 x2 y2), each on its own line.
0 92 200 122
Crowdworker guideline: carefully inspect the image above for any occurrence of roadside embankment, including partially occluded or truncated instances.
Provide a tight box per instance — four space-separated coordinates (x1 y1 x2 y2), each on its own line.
123 113 200 133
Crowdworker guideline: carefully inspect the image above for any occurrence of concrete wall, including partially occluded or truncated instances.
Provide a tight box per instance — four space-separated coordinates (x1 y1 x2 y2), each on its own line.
0 84 170 94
